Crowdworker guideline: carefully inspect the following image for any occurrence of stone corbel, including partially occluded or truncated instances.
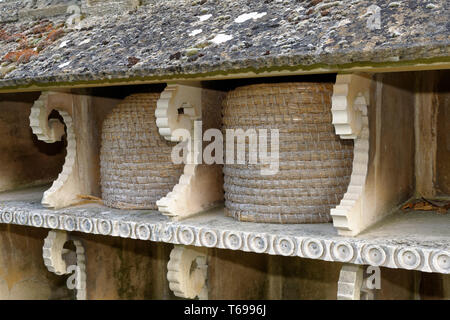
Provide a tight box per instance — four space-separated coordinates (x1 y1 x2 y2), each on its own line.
167 245 208 300
43 230 86 300
156 84 224 221
155 84 202 142
337 264 376 300
29 91 98 209
330 74 372 236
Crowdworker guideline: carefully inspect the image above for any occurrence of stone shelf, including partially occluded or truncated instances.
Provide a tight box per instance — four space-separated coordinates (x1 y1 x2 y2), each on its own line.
0 186 449 274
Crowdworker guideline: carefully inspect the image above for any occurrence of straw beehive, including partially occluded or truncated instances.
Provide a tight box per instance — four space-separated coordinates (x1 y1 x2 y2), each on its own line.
223 83 354 224
100 93 184 210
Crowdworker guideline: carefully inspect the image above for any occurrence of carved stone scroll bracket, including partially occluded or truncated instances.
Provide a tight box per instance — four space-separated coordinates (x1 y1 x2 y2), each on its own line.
337 264 364 300
155 84 202 142
29 92 67 143
157 164 224 221
42 230 87 300
331 74 372 236
156 84 224 221
337 264 376 300
30 91 77 209
167 245 208 300
30 91 98 209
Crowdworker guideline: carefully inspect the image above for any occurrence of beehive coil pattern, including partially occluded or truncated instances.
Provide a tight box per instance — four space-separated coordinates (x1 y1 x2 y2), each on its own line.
100 93 184 209
223 83 354 224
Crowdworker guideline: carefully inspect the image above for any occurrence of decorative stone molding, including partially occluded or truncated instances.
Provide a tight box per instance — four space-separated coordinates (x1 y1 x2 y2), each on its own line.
42 230 86 300
157 164 224 221
337 264 364 300
2 202 448 275
330 74 372 236
337 264 377 300
155 84 202 142
30 92 77 209
43 229 70 275
30 92 67 143
167 245 208 299
156 84 224 221
331 74 371 139
29 91 99 209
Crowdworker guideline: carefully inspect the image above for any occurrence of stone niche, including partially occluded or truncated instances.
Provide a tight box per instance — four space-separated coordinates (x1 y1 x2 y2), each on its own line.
435 71 450 196
0 71 450 299
0 92 66 192
0 88 125 207
0 224 71 300
326 70 450 236
413 70 450 199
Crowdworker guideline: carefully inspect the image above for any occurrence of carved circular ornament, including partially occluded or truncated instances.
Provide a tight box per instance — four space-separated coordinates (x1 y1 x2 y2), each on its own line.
331 241 355 262
396 248 422 270
302 239 325 259
363 245 387 266
32 213 44 227
432 251 450 273
248 234 269 253
98 219 112 235
119 222 131 238
178 227 195 245
81 218 93 233
224 231 243 250
199 229 218 247
136 224 151 240
275 236 296 256
64 216 76 231
17 211 29 225
47 214 59 229
2 210 13 223
160 225 174 242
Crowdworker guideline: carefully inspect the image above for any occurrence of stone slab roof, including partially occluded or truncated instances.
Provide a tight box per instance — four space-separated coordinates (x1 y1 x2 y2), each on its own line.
0 0 448 90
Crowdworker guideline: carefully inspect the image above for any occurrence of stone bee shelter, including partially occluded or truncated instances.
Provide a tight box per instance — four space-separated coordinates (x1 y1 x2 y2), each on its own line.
0 0 448 300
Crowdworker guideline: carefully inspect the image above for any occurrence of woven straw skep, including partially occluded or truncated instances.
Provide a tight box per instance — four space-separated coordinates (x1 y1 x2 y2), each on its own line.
100 93 184 210
223 83 354 224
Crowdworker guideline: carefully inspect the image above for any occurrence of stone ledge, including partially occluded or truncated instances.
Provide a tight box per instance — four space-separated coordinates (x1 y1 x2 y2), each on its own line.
0 187 449 274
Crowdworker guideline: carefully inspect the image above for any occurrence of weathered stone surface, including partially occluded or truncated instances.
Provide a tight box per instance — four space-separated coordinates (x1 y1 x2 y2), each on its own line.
0 186 449 274
436 71 450 195
73 231 174 299
0 93 66 192
2 222 447 299
0 224 71 299
0 0 447 89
